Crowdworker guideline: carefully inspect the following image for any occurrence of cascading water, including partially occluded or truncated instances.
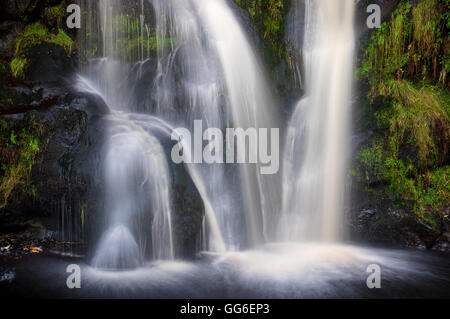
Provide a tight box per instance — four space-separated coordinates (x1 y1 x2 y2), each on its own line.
200 0 282 246
278 0 355 242
152 0 281 250
8 0 450 300
92 113 174 269
151 0 236 252
78 0 281 264
78 0 175 268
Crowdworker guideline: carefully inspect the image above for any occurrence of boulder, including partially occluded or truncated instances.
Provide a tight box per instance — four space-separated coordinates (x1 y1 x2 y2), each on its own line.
25 43 77 83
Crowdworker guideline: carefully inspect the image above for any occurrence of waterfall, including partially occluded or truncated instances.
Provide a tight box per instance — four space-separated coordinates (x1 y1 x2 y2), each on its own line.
278 0 355 242
151 0 235 252
78 0 175 268
200 0 282 246
152 0 281 250
78 0 281 263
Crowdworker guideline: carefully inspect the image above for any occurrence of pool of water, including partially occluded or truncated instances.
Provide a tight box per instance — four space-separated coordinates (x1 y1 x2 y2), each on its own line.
2 243 450 298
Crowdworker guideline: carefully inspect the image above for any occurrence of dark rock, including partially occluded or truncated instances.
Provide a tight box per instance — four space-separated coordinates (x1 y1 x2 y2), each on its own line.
168 147 204 259
1 0 32 21
25 43 77 83
347 183 450 251
127 58 158 113
0 21 16 58
69 92 110 118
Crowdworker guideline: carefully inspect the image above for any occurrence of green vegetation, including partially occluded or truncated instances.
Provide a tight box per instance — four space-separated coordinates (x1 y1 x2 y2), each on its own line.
10 21 75 78
0 116 46 208
360 0 448 86
233 0 286 66
10 57 27 78
43 3 67 28
356 0 450 227
48 29 74 54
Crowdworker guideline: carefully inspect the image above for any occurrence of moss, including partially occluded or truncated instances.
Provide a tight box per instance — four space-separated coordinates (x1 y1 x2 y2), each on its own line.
10 57 27 78
352 139 385 185
10 22 75 78
374 80 449 166
43 3 66 29
356 0 450 228
233 0 287 66
0 115 46 208
48 29 75 55
356 79 449 224
359 1 412 84
360 0 448 85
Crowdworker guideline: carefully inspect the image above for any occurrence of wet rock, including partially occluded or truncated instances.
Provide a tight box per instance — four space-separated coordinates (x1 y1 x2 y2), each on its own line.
348 184 450 251
127 58 158 113
69 91 110 118
0 270 15 283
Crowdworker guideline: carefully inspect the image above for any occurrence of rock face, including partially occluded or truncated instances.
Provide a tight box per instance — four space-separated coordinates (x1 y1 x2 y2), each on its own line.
0 0 204 258
347 183 450 251
24 43 78 82
1 83 205 259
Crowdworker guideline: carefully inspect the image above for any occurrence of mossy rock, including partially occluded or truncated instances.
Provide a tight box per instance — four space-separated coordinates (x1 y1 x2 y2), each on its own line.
10 21 76 81
23 42 76 82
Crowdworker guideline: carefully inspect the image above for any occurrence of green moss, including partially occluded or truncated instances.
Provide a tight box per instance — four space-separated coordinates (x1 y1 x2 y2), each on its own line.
233 0 286 66
10 22 75 78
356 0 450 228
48 29 75 55
360 0 448 85
43 3 66 28
355 79 449 224
0 116 46 208
10 57 27 78
360 1 412 84
353 140 385 185
374 80 449 166
15 22 48 56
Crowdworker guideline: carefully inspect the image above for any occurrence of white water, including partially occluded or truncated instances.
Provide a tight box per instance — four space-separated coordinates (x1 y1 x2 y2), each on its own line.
152 0 281 250
151 0 234 252
201 0 282 246
77 1 176 268
79 0 354 269
48 0 450 299
278 0 355 242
